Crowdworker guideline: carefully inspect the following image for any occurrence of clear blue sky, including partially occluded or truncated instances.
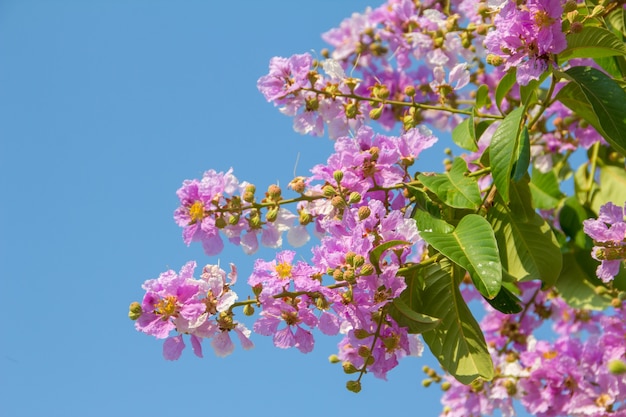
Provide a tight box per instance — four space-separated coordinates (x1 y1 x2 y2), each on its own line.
0 1 494 416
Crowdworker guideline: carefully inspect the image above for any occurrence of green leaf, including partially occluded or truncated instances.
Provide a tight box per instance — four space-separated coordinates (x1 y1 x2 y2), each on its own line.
452 114 478 152
556 66 626 156
487 179 562 286
489 107 525 203
529 166 563 210
495 69 517 114
606 8 626 36
388 295 440 334
591 164 626 214
407 185 455 234
369 240 410 275
559 196 594 250
418 158 482 210
512 127 530 182
421 214 502 299
483 285 522 314
476 85 491 109
560 27 626 61
557 252 612 310
420 260 494 384
520 78 541 107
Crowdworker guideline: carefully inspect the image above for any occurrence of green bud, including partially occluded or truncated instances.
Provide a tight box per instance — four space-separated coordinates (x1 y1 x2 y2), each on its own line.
322 185 336 198
357 346 371 358
441 381 451 391
486 54 503 66
128 301 142 321
333 170 344 184
353 255 365 268
608 359 626 374
348 192 362 204
265 206 279 222
299 210 312 225
331 195 346 209
344 101 359 119
328 354 341 364
404 85 416 97
242 191 255 203
345 251 356 266
342 362 359 374
215 216 227 229
357 206 371 220
422 379 432 388
353 328 371 339
570 21 583 33
359 263 375 276
243 304 255 316
343 268 356 283
346 380 362 393
369 105 384 120
228 214 240 225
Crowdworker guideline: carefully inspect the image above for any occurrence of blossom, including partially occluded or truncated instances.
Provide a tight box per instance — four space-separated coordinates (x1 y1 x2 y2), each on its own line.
583 202 626 282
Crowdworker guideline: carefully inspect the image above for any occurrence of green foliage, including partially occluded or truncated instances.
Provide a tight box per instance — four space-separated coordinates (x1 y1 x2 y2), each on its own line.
560 26 626 60
419 260 494 384
489 107 526 203
421 214 502 299
418 158 482 210
452 114 478 152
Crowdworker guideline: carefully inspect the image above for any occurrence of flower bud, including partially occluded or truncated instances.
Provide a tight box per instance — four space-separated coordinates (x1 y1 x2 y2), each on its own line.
369 105 384 120
299 210 312 225
128 302 142 320
228 214 240 225
322 185 336 197
344 101 359 119
342 362 359 374
331 195 346 209
328 354 340 364
333 269 344 281
288 177 306 194
243 304 255 316
609 359 626 374
422 379 432 388
265 206 279 222
371 84 390 100
570 21 583 33
305 96 319 111
357 346 371 358
404 85 416 97
348 192 362 204
215 216 227 229
359 263 375 276
267 184 282 200
357 206 371 220
343 268 356 283
346 380 362 393
333 170 344 184
441 381 451 391
486 54 504 66
354 328 371 339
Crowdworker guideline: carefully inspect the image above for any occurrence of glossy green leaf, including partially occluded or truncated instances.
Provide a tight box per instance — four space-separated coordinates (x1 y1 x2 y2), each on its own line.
529 167 564 210
495 69 517 113
388 293 440 334
591 164 626 214
421 214 502 299
487 179 562 286
418 158 482 209
483 285 522 314
559 196 594 250
408 185 455 234
556 66 626 156
369 240 410 275
560 27 626 61
476 84 491 109
489 107 525 203
557 252 612 310
512 127 530 182
452 114 478 152
420 260 494 384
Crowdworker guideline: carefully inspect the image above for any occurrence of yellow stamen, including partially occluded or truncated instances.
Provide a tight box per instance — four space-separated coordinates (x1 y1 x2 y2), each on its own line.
189 201 205 224
154 295 178 318
275 262 292 279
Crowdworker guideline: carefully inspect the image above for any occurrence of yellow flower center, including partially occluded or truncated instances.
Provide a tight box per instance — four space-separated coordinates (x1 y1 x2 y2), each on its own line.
275 262 292 279
542 350 558 360
534 10 554 29
154 295 178 318
189 201 205 224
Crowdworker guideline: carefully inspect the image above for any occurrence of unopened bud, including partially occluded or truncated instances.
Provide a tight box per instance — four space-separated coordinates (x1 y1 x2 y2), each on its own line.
267 184 282 200
331 195 346 209
359 263 375 276
369 105 384 120
228 214 240 225
242 191 255 203
305 96 319 111
358 346 371 358
299 210 312 225
215 216 227 229
353 255 365 268
372 84 390 100
265 206 279 222
343 268 356 283
354 328 371 339
128 302 142 320
243 304 255 316
358 206 371 220
322 185 336 197
441 381 451 391
328 354 341 364
348 192 362 204
612 298 622 308
422 379 433 387
333 269 344 281
344 101 359 119
333 170 344 184
609 359 626 374
346 380 362 393
404 85 416 97
563 0 577 12
343 362 359 374
486 54 504 66
345 251 356 265
570 21 583 33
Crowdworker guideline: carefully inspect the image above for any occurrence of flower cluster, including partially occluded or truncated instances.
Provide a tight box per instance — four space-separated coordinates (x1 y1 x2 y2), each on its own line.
584 202 626 282
130 261 253 360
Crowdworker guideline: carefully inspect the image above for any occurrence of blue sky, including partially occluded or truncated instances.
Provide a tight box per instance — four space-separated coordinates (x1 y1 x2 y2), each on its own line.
0 1 482 416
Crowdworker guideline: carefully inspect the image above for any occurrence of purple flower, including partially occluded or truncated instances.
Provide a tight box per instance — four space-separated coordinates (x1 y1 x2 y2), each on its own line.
583 202 626 282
